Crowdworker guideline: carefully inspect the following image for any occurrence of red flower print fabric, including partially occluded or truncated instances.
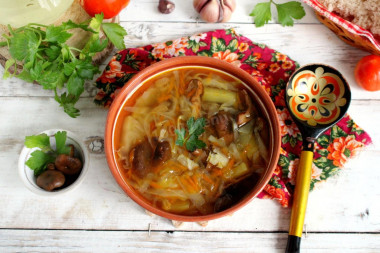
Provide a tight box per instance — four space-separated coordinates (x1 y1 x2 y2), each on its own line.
95 29 372 207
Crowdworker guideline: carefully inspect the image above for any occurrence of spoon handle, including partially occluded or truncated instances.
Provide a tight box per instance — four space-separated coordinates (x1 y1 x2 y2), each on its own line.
285 150 314 253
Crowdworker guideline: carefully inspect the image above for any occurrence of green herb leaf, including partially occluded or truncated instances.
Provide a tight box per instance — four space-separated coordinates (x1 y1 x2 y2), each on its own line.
186 135 206 152
55 91 80 118
25 150 55 176
44 45 61 61
276 1 306 26
76 60 99 79
175 128 186 146
90 13 104 32
188 117 206 137
9 30 39 62
175 117 206 152
67 73 84 97
45 26 72 43
55 131 71 155
88 38 109 54
61 20 95 33
250 2 272 27
3 58 16 79
25 133 51 152
250 0 305 27
102 23 127 50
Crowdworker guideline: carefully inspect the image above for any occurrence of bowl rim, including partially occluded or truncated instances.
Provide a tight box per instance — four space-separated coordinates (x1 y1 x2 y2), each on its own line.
105 56 281 221
18 129 90 196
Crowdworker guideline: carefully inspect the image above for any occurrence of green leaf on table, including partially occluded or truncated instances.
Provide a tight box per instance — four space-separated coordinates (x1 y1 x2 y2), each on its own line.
9 30 39 62
25 150 55 176
102 23 127 50
67 73 84 97
250 2 272 27
3 58 16 79
90 13 104 32
44 45 61 61
276 1 306 27
88 38 109 54
62 20 95 33
55 91 80 118
25 133 51 152
76 60 100 79
45 26 72 43
55 131 71 155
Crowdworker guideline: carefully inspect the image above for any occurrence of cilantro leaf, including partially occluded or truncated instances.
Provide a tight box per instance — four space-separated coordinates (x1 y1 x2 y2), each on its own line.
276 1 306 26
102 23 127 50
175 128 186 146
186 135 206 152
9 30 39 62
188 117 206 137
55 91 80 118
55 131 71 155
3 58 16 79
67 73 84 97
76 61 100 79
250 0 305 27
61 20 95 33
175 117 206 152
25 150 55 176
45 26 72 43
44 45 61 61
250 2 272 27
88 38 109 54
90 13 104 32
25 133 51 152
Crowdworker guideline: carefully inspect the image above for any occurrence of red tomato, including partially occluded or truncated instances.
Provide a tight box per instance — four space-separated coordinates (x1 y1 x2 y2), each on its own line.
80 0 130 19
354 55 380 92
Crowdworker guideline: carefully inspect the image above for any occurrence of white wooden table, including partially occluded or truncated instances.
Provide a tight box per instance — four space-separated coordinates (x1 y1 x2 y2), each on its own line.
0 1 379 252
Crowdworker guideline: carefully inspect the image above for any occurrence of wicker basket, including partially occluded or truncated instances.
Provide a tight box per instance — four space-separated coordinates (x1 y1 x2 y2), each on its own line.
303 0 380 55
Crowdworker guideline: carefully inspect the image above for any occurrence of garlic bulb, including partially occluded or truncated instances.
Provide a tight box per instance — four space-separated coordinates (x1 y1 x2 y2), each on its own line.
193 0 236 23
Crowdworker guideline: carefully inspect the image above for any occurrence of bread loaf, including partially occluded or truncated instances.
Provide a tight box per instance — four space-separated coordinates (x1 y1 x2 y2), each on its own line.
319 0 380 36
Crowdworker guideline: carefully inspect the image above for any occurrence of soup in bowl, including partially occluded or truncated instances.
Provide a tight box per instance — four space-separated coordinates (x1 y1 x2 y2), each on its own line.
105 56 280 222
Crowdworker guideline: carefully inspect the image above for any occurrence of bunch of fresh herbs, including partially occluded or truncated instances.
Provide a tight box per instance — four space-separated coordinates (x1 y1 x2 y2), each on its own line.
0 13 127 117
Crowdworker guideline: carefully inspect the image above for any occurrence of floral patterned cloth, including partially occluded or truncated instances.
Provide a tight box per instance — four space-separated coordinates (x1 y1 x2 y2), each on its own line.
95 29 372 207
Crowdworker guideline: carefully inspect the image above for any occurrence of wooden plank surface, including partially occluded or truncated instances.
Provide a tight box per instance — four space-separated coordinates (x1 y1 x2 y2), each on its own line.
0 229 379 253
0 1 379 251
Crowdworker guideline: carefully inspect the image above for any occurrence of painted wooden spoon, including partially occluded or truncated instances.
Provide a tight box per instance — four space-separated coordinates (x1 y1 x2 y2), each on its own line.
285 64 351 252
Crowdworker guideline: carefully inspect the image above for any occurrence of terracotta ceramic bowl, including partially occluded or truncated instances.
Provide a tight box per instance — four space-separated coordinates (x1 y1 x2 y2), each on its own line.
105 56 281 222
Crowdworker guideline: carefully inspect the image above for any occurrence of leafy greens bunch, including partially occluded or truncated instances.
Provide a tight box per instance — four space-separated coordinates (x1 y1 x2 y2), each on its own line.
25 131 71 176
250 0 306 27
0 13 127 117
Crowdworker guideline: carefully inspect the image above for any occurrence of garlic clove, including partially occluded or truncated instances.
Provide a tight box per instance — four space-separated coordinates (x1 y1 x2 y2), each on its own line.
199 0 222 23
193 0 208 13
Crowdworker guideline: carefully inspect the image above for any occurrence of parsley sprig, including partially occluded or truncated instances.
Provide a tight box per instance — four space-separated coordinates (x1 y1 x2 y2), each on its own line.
250 0 306 27
175 117 207 152
25 131 71 176
1 13 127 117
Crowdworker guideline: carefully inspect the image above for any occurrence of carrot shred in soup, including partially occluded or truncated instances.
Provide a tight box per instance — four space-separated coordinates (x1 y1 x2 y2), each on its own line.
117 67 270 215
